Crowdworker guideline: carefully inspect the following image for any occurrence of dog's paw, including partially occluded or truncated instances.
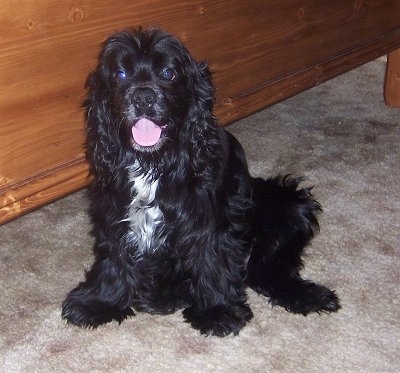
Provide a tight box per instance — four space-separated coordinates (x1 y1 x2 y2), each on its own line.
62 296 134 328
183 303 253 337
269 280 341 316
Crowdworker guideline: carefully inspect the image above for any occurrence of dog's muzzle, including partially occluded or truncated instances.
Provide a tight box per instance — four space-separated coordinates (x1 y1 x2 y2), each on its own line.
128 88 167 148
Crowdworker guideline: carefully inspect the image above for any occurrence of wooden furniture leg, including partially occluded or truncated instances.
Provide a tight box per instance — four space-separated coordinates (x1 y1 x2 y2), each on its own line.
385 48 400 107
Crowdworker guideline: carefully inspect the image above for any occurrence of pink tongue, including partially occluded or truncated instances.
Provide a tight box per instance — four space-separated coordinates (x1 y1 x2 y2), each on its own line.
131 118 162 147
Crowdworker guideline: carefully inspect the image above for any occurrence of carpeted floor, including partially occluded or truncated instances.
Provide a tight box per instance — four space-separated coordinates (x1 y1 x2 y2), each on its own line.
1 57 399 372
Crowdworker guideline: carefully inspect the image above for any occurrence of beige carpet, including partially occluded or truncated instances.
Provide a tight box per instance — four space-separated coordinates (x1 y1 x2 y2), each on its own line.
1 57 399 372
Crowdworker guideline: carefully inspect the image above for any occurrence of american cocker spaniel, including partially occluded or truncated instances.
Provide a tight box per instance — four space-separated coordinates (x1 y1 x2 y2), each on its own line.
62 28 340 336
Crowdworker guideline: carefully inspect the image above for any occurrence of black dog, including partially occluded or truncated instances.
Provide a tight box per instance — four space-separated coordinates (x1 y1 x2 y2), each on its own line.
62 28 340 336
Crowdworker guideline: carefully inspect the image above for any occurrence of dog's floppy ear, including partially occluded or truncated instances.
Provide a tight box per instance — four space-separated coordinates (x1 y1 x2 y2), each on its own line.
183 57 225 178
192 61 214 112
186 59 214 119
84 40 124 178
84 31 142 177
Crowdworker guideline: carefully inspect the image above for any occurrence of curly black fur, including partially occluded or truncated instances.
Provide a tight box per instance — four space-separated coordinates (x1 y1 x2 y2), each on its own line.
62 28 340 336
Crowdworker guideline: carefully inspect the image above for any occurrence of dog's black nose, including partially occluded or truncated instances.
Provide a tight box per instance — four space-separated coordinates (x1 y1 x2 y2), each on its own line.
131 88 157 112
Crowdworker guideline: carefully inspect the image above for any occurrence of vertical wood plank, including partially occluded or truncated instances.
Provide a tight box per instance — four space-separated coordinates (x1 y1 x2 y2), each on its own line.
385 48 400 107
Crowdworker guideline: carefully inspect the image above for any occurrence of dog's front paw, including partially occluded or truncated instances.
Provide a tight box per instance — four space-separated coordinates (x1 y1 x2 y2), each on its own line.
183 303 253 337
62 294 134 328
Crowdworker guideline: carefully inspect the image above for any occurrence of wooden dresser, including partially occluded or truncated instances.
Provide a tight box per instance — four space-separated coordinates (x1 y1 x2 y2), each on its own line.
1 0 400 223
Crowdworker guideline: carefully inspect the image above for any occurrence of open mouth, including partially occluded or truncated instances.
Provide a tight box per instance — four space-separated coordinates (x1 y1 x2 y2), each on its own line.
131 118 165 147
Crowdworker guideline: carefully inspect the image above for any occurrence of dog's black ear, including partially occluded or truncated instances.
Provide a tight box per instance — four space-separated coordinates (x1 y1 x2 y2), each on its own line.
84 66 123 178
183 58 225 178
193 61 214 113
187 60 214 118
83 31 138 178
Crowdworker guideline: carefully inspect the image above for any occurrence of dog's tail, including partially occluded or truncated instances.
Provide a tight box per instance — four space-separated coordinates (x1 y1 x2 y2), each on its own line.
246 176 340 315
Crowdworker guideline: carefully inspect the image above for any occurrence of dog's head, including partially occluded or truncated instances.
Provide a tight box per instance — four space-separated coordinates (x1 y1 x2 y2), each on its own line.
85 28 215 174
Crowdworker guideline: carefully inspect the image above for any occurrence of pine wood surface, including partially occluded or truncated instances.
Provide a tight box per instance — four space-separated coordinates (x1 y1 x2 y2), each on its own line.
1 0 400 223
385 49 400 107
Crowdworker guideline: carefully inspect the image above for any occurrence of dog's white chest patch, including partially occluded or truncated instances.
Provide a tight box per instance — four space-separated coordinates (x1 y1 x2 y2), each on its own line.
126 169 163 253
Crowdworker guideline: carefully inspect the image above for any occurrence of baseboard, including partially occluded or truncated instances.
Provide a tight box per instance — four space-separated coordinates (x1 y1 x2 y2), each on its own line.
0 157 90 224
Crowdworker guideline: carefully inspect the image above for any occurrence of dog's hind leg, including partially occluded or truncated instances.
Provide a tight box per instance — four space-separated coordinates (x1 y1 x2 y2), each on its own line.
246 176 340 315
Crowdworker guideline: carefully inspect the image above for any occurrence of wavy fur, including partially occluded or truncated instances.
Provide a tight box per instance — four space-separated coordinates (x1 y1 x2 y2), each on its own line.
62 28 340 336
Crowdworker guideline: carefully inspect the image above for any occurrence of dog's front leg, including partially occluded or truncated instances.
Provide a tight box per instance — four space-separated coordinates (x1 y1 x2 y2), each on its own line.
62 236 137 328
182 248 253 337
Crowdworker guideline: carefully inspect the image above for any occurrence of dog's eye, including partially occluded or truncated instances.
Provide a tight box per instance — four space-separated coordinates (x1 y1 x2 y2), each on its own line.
161 68 176 81
116 70 127 81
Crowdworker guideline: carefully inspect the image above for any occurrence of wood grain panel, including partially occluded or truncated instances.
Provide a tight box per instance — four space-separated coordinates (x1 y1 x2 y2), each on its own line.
215 29 400 124
0 159 89 222
1 0 400 223
385 48 400 107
